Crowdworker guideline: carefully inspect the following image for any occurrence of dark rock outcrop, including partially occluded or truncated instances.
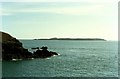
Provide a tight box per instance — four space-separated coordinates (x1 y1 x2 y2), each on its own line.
1 32 58 61
1 32 33 61
33 46 58 58
31 47 39 49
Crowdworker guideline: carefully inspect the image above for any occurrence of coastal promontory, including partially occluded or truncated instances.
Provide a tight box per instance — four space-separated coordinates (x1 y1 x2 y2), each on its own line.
1 32 58 61
1 32 33 60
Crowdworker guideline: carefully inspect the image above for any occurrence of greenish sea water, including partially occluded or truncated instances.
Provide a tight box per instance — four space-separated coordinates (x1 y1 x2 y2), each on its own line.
2 40 118 77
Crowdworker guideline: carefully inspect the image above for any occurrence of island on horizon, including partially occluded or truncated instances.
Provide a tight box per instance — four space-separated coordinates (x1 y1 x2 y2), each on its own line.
34 37 106 41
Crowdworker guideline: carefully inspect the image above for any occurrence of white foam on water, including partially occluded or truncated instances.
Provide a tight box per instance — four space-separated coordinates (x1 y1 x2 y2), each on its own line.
12 59 22 61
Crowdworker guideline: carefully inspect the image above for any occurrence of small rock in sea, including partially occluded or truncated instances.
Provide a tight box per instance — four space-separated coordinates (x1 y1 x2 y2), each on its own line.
33 46 58 58
31 47 39 49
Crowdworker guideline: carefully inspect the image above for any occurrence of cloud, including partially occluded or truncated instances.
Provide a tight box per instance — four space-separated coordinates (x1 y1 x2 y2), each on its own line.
0 0 119 3
2 4 107 16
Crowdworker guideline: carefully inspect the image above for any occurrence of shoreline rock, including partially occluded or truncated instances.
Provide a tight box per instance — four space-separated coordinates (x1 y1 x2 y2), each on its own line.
1 32 58 61
33 46 58 58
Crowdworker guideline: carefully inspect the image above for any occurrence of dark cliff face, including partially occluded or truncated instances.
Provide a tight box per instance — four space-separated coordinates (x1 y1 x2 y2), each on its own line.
1 32 58 61
1 32 32 60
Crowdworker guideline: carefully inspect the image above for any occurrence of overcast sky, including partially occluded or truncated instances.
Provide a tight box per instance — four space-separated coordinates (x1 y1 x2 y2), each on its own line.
0 0 118 40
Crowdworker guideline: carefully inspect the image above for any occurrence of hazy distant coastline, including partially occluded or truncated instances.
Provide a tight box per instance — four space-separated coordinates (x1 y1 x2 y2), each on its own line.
34 38 106 41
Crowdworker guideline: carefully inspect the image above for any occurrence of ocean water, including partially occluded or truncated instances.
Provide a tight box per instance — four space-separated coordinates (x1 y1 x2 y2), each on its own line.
2 40 118 77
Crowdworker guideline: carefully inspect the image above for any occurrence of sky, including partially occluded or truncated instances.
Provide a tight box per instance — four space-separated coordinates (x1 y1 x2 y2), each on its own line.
0 0 118 40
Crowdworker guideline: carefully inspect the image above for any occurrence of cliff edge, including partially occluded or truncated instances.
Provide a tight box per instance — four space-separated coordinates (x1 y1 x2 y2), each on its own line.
1 32 58 61
1 32 32 60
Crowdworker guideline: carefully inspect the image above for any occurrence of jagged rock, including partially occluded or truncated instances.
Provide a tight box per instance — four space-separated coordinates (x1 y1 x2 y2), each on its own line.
33 46 58 58
31 47 39 49
1 32 33 61
40 46 48 50
1 32 58 61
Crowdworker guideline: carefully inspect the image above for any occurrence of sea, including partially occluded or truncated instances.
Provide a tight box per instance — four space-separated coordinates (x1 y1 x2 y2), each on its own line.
2 40 118 77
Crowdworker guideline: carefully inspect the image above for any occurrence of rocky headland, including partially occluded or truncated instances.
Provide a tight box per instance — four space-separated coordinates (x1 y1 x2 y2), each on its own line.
1 32 58 61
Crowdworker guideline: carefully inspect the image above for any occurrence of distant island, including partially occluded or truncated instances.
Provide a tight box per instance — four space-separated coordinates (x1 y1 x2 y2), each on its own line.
34 38 106 41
